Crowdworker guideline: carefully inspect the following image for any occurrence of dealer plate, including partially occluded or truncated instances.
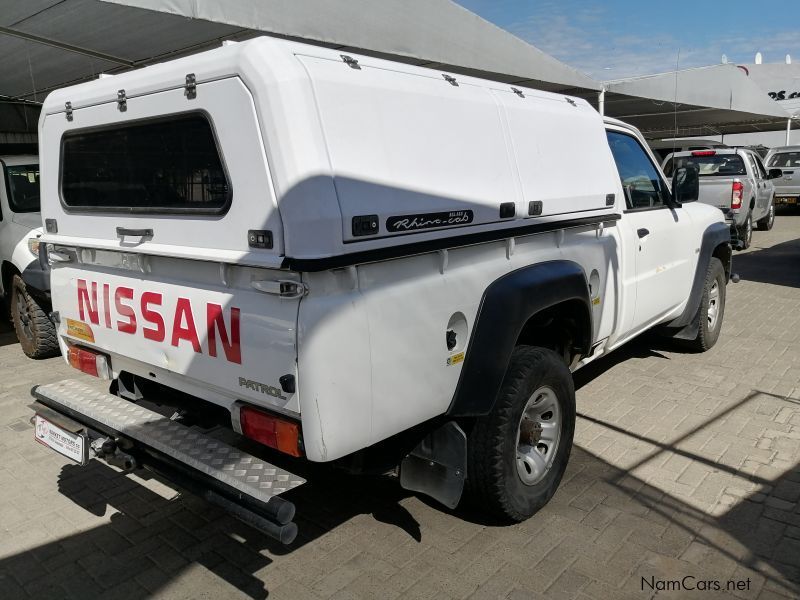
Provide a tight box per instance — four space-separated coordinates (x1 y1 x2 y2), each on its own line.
34 414 88 465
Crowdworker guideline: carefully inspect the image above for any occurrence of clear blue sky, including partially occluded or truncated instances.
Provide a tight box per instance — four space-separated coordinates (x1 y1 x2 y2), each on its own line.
454 0 800 80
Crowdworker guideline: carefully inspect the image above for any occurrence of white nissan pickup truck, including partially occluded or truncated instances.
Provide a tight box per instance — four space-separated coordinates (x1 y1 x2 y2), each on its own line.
29 37 732 544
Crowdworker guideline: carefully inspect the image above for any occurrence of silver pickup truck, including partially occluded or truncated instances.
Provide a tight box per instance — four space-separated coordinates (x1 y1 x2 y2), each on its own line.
664 149 782 249
764 146 800 208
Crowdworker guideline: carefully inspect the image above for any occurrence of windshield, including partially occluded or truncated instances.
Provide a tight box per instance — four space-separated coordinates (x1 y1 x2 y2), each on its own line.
767 151 800 168
663 155 746 177
3 164 41 213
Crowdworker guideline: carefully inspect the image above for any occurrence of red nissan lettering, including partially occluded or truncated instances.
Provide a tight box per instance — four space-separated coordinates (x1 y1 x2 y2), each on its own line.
77 279 99 324
141 292 165 342
171 297 201 353
207 304 241 364
115 286 137 334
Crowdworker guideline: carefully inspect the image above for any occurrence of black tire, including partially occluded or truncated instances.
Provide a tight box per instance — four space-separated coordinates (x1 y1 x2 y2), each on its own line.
10 275 59 359
683 258 726 352
466 346 575 522
738 211 753 250
757 201 775 231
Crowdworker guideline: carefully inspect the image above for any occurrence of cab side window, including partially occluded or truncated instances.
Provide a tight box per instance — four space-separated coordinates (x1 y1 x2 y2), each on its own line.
753 154 768 179
606 131 670 210
745 153 760 178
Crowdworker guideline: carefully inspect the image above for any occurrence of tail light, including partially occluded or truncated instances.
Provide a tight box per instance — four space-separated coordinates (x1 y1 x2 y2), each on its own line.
238 405 303 457
692 150 716 156
68 345 111 380
731 181 744 209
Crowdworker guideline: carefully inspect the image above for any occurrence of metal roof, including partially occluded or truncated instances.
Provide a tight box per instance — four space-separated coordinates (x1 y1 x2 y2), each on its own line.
591 64 792 139
100 0 600 93
0 0 600 136
0 0 794 144
733 62 800 118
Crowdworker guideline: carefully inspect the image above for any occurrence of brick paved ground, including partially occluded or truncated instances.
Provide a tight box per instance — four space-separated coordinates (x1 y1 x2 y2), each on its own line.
1 213 800 600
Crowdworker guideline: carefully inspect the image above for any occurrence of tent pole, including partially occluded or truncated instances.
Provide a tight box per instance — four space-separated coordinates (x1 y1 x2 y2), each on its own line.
598 87 606 116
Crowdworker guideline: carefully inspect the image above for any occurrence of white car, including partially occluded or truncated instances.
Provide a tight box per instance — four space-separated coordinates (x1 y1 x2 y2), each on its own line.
30 37 731 543
0 156 58 358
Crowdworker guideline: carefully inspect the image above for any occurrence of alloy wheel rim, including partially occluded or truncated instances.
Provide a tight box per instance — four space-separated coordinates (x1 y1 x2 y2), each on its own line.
15 293 33 340
707 281 720 331
516 386 562 486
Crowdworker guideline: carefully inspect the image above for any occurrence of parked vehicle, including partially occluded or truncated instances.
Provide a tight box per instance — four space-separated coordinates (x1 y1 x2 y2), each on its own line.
649 139 729 162
663 149 782 249
0 156 57 358
30 37 732 544
764 146 800 208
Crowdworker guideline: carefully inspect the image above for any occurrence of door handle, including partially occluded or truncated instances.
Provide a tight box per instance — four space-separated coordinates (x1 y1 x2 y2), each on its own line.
637 228 649 238
116 227 153 239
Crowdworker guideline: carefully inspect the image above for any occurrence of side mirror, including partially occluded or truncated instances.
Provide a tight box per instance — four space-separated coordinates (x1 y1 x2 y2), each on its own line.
671 164 699 205
768 168 784 179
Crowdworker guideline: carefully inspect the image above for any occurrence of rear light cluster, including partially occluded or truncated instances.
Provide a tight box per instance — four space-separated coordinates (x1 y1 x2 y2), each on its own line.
692 150 716 157
731 181 744 210
68 345 112 380
239 405 303 457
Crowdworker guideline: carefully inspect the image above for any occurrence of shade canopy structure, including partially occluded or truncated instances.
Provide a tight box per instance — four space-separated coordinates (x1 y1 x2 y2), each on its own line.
0 0 251 146
99 0 599 94
590 64 792 139
0 0 599 144
1 0 794 151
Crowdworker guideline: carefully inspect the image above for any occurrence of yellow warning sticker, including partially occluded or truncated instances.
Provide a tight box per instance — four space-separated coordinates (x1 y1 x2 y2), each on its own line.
65 318 95 343
447 352 465 366
592 297 601 306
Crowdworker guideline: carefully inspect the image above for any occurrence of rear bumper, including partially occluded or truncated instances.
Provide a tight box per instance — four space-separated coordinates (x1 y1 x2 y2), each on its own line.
773 184 800 196
774 193 800 204
31 379 305 544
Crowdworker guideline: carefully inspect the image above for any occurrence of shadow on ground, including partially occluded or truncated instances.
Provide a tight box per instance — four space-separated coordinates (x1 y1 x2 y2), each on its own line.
1 392 797 599
0 315 18 348
735 213 800 289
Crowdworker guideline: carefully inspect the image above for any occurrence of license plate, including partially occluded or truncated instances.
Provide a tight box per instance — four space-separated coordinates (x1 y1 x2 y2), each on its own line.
777 197 797 204
34 414 88 464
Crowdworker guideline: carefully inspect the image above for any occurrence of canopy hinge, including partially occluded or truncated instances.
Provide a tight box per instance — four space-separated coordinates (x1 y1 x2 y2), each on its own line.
565 97 577 107
512 87 525 98
442 74 459 87
117 89 127 112
65 102 73 121
185 73 197 99
340 55 361 70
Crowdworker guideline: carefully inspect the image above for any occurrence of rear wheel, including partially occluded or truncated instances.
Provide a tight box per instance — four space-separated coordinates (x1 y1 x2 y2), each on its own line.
683 258 726 352
11 275 59 359
738 212 753 249
757 202 775 231
466 346 575 522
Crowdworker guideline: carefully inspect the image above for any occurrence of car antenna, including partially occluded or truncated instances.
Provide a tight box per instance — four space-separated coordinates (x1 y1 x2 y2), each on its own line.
672 48 680 156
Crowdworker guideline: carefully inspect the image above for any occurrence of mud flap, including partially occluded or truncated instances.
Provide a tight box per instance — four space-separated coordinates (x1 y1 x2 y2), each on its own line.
399 421 466 509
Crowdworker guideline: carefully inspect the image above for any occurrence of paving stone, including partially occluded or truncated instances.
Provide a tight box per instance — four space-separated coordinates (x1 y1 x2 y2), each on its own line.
1 218 800 599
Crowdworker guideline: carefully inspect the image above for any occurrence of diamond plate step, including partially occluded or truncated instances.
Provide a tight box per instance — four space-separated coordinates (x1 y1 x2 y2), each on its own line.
33 379 305 503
